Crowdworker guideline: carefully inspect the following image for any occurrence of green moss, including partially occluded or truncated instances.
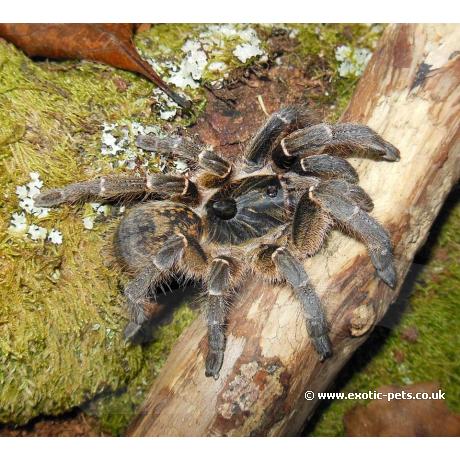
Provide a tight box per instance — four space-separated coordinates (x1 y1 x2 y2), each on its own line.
87 304 197 436
308 194 460 436
290 24 382 118
0 30 197 425
0 39 168 425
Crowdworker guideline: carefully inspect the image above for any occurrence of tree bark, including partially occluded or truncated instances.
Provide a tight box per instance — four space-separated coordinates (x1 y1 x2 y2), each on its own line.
127 24 460 436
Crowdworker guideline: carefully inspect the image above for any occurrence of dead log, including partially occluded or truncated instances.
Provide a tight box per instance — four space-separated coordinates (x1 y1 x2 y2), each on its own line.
127 24 460 436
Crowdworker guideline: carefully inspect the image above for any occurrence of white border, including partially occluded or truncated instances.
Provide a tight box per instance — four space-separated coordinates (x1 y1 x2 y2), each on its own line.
1 0 459 23
0 437 457 458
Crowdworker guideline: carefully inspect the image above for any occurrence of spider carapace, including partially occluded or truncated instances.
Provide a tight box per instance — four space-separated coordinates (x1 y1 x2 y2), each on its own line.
36 105 399 379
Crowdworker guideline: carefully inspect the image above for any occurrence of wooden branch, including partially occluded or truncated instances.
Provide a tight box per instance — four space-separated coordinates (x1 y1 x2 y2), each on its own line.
127 24 460 436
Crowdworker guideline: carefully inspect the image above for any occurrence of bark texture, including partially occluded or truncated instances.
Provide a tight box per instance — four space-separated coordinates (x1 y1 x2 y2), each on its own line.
127 24 460 436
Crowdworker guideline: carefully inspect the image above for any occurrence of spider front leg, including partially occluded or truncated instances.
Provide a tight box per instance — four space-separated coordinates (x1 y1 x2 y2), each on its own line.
251 245 332 360
34 174 197 207
136 133 231 186
276 122 400 162
291 154 360 183
311 179 396 288
291 192 334 255
243 105 320 171
136 133 203 162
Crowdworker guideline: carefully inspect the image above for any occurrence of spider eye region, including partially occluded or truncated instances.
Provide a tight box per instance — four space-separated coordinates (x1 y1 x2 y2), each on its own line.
212 198 237 220
204 175 287 245
266 185 278 197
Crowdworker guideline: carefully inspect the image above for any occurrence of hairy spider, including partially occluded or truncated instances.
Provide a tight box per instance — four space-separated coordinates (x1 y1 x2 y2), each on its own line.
35 105 399 379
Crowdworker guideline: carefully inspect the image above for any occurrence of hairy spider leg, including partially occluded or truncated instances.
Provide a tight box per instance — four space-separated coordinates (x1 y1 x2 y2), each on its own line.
291 193 334 255
272 247 332 359
250 244 331 359
275 122 400 161
136 133 232 186
123 233 187 339
243 105 320 171
291 154 359 183
204 256 236 379
311 179 396 288
34 174 198 206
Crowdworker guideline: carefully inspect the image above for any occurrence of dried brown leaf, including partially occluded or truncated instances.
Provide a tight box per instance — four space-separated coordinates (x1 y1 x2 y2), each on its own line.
0 23 190 109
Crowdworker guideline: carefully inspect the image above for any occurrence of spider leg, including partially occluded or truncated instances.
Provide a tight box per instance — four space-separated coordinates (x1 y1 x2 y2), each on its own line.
292 192 333 255
250 244 331 359
124 233 187 339
136 133 231 185
123 264 163 339
322 179 374 212
271 246 332 359
277 122 400 161
204 257 234 379
292 154 359 183
311 180 396 288
34 174 197 207
197 150 232 188
136 134 203 162
243 105 320 172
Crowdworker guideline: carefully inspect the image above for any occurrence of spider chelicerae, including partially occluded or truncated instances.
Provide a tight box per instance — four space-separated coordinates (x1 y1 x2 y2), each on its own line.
36 105 399 379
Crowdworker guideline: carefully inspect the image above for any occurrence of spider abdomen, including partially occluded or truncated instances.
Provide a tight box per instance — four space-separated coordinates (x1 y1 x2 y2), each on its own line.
114 201 202 272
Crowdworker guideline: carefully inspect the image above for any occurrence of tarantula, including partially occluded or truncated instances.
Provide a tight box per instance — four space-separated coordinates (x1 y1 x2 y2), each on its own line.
35 105 399 379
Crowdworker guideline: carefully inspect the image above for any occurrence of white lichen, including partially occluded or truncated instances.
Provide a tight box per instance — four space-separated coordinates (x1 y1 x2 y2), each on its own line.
200 24 266 65
28 172 43 189
27 224 47 241
207 61 227 72
159 109 177 121
9 173 64 244
232 28 264 63
82 216 95 230
99 120 164 170
101 122 130 157
48 229 63 245
98 119 193 177
173 159 189 174
16 172 49 218
96 205 110 216
32 207 50 219
15 185 28 199
233 43 264 63
141 24 268 99
288 28 299 39
168 40 208 90
335 45 372 77
151 88 180 122
8 212 28 234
